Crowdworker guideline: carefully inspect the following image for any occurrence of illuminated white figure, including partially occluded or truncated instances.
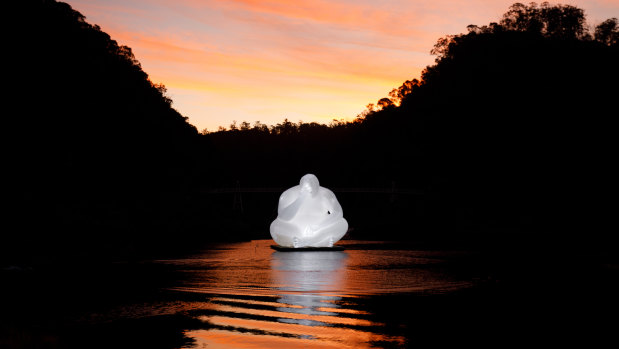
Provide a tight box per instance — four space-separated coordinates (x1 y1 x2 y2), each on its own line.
270 174 348 248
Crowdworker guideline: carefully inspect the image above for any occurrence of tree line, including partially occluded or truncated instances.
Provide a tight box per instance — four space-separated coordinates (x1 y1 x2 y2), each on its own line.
202 2 618 240
3 1 617 263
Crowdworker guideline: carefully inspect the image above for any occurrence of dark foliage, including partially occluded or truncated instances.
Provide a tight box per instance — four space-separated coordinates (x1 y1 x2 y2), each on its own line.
394 2 618 237
205 2 617 242
3 1 617 264
4 0 199 263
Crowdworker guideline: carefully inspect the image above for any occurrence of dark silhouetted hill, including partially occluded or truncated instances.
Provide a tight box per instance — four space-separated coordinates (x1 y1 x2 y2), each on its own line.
203 3 618 243
4 0 199 263
390 3 618 237
3 1 617 264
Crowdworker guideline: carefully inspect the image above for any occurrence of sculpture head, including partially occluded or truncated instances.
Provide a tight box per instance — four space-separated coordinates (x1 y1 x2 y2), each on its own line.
299 174 320 195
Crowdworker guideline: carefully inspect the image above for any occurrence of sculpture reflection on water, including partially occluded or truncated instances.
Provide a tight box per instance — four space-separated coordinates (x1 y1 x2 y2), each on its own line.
170 240 457 348
270 250 348 326
270 174 348 248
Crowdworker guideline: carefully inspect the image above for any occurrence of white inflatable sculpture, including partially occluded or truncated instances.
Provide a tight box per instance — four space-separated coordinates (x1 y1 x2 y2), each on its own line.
270 174 348 248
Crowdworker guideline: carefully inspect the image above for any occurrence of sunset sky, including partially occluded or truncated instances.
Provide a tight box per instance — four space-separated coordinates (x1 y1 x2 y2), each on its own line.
65 0 618 132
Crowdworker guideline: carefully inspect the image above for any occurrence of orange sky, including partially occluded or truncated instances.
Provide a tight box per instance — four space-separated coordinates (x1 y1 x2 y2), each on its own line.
65 0 618 132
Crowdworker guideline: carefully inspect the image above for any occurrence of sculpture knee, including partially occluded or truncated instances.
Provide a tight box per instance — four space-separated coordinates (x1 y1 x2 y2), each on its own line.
307 218 348 247
328 218 348 242
270 219 301 247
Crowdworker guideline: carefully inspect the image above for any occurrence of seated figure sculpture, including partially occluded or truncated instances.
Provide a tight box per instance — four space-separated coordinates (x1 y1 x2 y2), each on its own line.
270 174 348 248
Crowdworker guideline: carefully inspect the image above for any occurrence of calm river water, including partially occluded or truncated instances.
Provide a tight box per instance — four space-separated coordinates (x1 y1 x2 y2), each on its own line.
158 239 475 348
4 238 617 348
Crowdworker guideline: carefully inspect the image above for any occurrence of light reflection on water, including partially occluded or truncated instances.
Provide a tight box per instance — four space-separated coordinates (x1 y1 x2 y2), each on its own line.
155 240 472 348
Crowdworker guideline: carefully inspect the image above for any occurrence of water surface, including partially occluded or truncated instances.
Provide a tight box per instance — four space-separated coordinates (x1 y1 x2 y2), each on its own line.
152 239 476 348
5 238 617 348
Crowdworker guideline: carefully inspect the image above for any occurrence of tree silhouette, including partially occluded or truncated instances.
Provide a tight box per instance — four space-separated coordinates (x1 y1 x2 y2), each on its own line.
206 2 617 238
595 18 619 46
3 1 617 263
5 0 200 262
500 2 589 39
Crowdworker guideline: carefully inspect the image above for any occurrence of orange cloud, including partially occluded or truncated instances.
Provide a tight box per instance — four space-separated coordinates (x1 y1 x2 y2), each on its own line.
65 0 618 131
211 0 426 38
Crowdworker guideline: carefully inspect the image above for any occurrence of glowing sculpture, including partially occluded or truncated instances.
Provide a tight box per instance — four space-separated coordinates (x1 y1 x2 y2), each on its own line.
270 174 348 248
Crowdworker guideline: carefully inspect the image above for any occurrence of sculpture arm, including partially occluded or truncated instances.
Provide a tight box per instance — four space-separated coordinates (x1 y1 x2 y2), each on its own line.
277 188 307 221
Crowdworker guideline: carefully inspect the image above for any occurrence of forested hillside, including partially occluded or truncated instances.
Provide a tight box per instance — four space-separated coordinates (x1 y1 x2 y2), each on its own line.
3 1 617 263
5 0 199 262
206 3 617 238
